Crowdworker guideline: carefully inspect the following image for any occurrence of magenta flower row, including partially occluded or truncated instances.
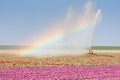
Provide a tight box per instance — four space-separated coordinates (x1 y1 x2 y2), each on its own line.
0 65 120 80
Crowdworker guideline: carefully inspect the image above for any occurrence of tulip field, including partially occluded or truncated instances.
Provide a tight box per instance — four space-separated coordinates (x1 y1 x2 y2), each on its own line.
0 53 120 80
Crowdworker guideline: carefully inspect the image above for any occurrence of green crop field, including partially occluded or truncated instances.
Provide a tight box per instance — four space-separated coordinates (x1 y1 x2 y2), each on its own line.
91 46 120 50
0 45 120 50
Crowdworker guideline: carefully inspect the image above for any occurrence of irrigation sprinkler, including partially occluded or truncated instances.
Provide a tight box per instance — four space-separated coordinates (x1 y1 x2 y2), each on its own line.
88 49 93 55
88 23 98 55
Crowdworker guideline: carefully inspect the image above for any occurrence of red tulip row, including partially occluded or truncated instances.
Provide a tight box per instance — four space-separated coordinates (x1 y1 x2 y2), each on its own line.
0 54 120 68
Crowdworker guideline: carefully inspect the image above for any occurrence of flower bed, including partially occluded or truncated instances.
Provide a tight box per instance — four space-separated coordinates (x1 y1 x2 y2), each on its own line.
0 65 120 79
0 54 120 79
0 54 119 68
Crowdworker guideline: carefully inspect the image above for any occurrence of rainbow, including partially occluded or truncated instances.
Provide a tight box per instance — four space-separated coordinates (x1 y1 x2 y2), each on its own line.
20 22 92 56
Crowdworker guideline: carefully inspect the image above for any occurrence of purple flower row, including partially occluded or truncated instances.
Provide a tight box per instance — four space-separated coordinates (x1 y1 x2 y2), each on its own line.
0 65 120 80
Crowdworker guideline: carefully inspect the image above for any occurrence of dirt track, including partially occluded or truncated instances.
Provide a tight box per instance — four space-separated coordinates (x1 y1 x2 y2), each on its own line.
92 50 120 56
0 49 120 56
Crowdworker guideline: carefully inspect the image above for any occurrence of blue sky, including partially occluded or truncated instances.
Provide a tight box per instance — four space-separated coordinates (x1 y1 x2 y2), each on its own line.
0 0 120 46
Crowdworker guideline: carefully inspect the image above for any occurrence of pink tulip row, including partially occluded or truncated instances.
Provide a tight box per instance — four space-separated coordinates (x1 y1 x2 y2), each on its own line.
0 65 120 80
